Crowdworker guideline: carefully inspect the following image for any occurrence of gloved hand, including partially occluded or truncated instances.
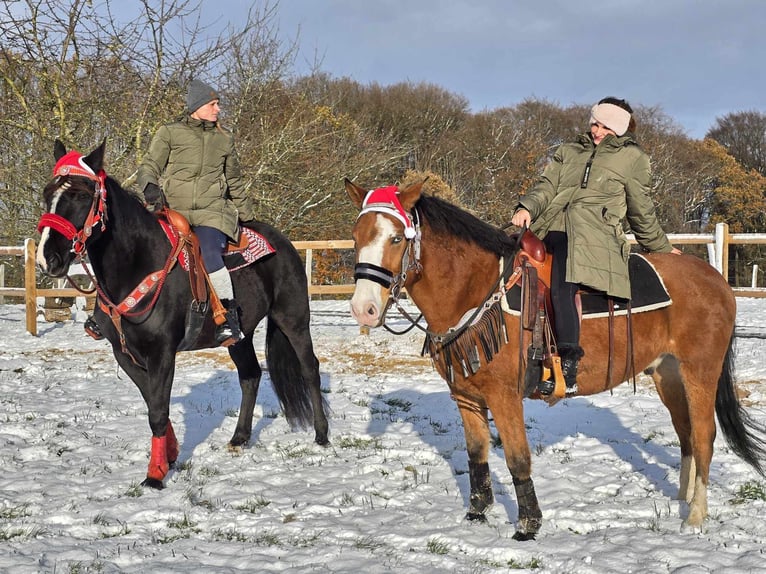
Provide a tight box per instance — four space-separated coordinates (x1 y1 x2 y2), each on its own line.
143 183 166 213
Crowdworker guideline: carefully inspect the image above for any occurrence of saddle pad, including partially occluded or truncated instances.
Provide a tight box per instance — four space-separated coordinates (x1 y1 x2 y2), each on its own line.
502 253 672 319
224 227 276 271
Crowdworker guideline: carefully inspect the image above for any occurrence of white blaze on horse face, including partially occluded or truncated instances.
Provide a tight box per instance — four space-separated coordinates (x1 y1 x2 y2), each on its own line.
35 183 67 272
350 216 397 327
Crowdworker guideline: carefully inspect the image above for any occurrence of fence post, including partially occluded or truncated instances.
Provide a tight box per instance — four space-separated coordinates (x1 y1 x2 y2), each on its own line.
721 222 730 281
305 248 313 301
752 264 759 289
713 222 727 276
0 263 4 305
24 238 37 336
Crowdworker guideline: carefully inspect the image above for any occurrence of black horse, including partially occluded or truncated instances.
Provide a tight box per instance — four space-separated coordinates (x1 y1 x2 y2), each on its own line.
36 140 329 488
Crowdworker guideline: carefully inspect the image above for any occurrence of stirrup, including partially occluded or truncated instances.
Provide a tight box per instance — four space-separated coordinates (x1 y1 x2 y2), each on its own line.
84 316 104 341
537 379 578 397
214 322 243 347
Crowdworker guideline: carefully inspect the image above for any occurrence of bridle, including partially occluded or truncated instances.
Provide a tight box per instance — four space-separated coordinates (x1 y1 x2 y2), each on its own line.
352 188 425 335
37 154 108 259
37 153 184 364
353 194 523 344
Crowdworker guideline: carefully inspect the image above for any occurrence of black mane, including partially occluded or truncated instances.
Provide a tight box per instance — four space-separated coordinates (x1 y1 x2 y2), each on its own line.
414 194 518 257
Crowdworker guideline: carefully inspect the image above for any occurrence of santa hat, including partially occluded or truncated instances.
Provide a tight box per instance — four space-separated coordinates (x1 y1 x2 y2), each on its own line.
359 186 416 239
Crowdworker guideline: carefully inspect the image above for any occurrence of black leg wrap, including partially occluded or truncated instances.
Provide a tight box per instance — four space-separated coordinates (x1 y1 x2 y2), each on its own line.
512 476 542 540
465 461 494 521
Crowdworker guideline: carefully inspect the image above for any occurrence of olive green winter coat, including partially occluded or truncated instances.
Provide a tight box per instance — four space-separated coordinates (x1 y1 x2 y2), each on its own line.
518 132 672 299
137 115 255 241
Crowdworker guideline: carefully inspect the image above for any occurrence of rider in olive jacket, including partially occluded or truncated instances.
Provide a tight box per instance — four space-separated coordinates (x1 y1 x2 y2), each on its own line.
136 113 253 243
511 97 679 396
136 79 256 346
519 130 672 300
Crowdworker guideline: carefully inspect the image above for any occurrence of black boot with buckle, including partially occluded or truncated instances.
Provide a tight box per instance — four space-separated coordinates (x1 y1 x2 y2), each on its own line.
215 299 244 346
559 344 584 395
537 344 584 396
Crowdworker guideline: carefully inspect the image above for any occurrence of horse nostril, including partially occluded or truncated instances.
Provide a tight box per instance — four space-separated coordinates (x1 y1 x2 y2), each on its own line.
366 305 377 316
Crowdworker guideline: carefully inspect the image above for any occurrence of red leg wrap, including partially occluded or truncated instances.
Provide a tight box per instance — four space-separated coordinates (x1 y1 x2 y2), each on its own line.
147 435 169 482
166 421 179 464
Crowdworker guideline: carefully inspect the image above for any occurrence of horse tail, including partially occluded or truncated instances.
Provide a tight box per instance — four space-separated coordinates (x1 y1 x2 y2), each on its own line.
715 332 766 477
265 319 319 430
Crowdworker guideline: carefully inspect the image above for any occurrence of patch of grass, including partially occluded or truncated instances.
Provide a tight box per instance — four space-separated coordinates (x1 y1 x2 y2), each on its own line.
643 430 663 443
507 557 543 569
275 443 315 459
0 525 44 541
0 503 31 519
167 513 199 532
354 535 384 551
336 436 381 450
124 482 143 498
197 465 221 478
99 520 131 539
212 528 249 542
426 537 450 555
730 480 766 504
339 492 355 506
254 531 280 546
236 495 271 513
382 397 412 412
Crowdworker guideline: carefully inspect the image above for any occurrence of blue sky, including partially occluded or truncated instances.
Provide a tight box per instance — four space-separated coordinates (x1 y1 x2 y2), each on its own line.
219 1 764 139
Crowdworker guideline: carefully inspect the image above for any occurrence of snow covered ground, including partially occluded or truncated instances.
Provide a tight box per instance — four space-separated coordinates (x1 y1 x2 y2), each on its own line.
0 297 764 573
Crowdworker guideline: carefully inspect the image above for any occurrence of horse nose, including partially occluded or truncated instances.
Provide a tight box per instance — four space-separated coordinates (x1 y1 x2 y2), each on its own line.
350 299 380 327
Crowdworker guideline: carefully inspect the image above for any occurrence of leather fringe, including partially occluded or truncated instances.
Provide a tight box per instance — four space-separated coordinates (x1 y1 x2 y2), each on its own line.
423 300 508 383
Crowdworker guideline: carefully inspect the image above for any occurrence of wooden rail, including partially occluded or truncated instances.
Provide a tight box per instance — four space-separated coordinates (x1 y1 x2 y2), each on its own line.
2 223 765 335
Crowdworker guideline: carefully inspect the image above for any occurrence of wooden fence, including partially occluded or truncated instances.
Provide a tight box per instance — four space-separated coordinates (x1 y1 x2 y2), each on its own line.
1 222 765 336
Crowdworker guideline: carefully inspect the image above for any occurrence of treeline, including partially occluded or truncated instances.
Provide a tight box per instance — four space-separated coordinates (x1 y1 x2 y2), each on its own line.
1 0 765 286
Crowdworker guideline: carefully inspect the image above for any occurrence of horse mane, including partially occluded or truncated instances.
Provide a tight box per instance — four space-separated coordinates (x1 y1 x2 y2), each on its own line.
414 194 518 257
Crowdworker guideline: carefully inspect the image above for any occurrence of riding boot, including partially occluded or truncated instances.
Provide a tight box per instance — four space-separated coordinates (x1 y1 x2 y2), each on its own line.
559 344 584 394
84 315 104 340
215 299 244 345
537 344 584 396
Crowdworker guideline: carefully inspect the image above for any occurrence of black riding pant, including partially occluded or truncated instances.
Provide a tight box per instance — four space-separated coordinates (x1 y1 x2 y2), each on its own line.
544 231 580 348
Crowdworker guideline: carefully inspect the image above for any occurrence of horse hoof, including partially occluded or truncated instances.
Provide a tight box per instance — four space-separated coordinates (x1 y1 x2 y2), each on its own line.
315 435 330 447
465 512 488 523
512 530 536 541
141 477 164 490
227 443 244 455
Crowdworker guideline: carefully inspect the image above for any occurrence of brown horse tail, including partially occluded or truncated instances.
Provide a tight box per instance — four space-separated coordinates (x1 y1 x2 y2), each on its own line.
715 331 766 477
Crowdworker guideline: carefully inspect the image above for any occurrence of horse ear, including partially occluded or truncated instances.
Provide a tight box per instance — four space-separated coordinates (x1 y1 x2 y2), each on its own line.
53 139 67 161
344 178 367 209
397 180 425 211
83 138 107 173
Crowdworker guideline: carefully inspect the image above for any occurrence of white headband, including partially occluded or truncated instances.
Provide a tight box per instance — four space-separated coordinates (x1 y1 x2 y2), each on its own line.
590 103 631 136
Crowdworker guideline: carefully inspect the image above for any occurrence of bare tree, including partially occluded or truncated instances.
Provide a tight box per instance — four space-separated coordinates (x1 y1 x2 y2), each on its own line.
706 111 766 176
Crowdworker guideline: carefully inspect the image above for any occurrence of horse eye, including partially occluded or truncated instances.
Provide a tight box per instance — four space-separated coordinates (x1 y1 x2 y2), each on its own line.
392 236 403 245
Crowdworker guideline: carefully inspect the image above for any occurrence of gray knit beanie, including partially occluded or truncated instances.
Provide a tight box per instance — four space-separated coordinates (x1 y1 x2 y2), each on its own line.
186 79 219 113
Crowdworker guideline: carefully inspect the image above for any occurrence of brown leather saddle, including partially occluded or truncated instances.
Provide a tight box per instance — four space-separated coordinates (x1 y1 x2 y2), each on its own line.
509 230 638 399
509 230 566 397
161 209 252 350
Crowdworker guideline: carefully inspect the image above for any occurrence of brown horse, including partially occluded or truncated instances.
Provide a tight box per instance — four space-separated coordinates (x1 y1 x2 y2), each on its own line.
345 178 766 540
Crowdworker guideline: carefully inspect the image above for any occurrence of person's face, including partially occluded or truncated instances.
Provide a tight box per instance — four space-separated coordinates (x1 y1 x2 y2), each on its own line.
191 99 220 122
590 121 616 145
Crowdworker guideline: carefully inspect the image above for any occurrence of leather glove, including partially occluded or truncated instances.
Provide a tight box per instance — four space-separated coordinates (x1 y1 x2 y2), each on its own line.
143 183 166 213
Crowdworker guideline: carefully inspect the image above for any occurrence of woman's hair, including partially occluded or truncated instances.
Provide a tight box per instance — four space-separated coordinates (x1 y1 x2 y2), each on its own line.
598 97 636 132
